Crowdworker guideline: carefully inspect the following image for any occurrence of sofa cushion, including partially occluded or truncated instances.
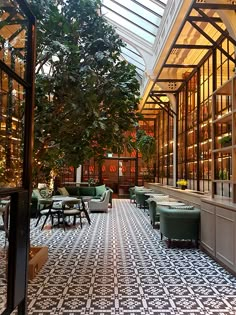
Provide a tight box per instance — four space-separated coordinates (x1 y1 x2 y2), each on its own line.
79 186 96 196
95 184 106 196
65 186 80 196
58 187 69 196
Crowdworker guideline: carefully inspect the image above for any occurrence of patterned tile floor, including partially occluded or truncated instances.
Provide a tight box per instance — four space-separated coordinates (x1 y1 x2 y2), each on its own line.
1 199 236 315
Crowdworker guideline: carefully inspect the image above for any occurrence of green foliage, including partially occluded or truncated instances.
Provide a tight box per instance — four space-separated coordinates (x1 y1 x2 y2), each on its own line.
136 130 156 165
30 0 140 183
218 135 232 145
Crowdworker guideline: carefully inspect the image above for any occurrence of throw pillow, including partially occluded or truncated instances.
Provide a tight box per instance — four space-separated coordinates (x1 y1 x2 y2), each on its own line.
170 205 194 210
32 189 42 200
58 187 69 196
40 188 52 198
96 184 106 196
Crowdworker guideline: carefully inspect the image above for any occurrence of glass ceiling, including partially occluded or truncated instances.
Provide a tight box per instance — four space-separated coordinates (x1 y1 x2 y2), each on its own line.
101 0 168 77
121 43 145 78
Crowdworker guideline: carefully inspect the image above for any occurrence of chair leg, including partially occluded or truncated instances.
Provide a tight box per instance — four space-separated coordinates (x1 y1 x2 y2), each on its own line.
35 215 41 227
62 214 66 231
82 209 91 225
41 213 50 230
79 214 82 229
56 211 61 227
51 213 54 226
160 232 163 240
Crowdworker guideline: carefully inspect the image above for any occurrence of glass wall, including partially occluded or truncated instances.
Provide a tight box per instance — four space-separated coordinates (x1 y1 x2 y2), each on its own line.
156 110 174 185
0 71 25 187
0 1 35 314
175 36 235 192
0 0 30 188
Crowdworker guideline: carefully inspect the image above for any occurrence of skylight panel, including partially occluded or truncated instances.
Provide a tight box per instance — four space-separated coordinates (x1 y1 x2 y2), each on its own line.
122 46 145 68
102 0 158 35
134 0 165 15
102 8 155 43
100 0 167 80
129 2 161 25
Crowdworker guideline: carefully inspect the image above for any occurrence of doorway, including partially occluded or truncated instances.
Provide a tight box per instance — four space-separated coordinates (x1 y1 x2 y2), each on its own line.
102 158 136 197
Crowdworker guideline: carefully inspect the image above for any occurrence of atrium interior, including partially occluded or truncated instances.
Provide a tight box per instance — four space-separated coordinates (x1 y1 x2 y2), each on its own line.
1 0 236 314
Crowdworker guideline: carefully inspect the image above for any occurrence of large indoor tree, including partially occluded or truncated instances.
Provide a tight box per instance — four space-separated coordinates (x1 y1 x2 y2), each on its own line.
30 0 141 185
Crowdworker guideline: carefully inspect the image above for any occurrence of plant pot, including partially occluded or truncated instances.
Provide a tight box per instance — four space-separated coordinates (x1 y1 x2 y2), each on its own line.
181 185 187 190
29 246 48 280
222 141 232 147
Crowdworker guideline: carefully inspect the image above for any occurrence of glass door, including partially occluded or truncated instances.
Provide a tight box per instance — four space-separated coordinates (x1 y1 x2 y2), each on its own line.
118 159 136 197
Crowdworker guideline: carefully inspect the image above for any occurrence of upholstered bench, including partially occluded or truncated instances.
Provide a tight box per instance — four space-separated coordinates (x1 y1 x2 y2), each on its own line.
158 206 200 248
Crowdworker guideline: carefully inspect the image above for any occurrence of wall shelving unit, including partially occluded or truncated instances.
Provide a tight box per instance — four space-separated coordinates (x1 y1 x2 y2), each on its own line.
211 75 236 202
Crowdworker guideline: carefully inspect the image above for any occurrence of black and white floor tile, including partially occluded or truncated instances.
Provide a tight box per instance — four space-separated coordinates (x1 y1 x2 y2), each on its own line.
1 199 236 315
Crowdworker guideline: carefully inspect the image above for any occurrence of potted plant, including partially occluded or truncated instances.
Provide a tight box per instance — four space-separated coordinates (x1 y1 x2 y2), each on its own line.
176 179 188 190
135 130 156 182
218 135 232 147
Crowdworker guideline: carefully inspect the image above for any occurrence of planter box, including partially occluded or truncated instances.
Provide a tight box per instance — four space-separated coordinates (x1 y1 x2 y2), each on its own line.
29 246 48 280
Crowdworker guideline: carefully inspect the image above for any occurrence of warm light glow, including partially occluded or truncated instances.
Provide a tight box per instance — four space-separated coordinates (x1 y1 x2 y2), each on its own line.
160 96 169 102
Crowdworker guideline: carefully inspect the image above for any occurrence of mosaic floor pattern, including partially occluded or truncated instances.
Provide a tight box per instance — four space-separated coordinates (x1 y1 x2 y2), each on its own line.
3 199 236 315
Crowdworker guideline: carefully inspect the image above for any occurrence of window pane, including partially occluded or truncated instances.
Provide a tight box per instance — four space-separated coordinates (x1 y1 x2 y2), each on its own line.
0 70 25 188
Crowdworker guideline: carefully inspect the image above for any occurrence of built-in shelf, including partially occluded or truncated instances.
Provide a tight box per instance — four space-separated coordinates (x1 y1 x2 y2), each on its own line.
212 146 233 153
212 180 232 183
214 77 233 95
213 111 232 124
211 75 236 203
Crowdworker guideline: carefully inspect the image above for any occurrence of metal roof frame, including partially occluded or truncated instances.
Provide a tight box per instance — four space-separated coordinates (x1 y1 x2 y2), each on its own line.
100 0 167 78
140 0 236 119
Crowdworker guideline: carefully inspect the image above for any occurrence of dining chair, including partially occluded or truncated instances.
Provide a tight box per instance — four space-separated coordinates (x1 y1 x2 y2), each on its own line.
61 199 82 230
35 200 61 230
80 198 91 225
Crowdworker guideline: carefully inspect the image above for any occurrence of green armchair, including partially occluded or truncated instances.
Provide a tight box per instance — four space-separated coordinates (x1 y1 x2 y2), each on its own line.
135 190 149 209
147 199 159 227
159 206 200 248
129 187 136 203
31 189 52 218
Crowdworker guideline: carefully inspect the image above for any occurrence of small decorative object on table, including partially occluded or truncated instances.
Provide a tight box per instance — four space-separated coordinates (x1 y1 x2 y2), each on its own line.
176 179 188 190
88 178 96 186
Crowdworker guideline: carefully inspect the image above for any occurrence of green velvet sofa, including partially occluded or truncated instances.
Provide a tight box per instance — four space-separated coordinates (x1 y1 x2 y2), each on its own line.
158 206 200 248
60 185 113 205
